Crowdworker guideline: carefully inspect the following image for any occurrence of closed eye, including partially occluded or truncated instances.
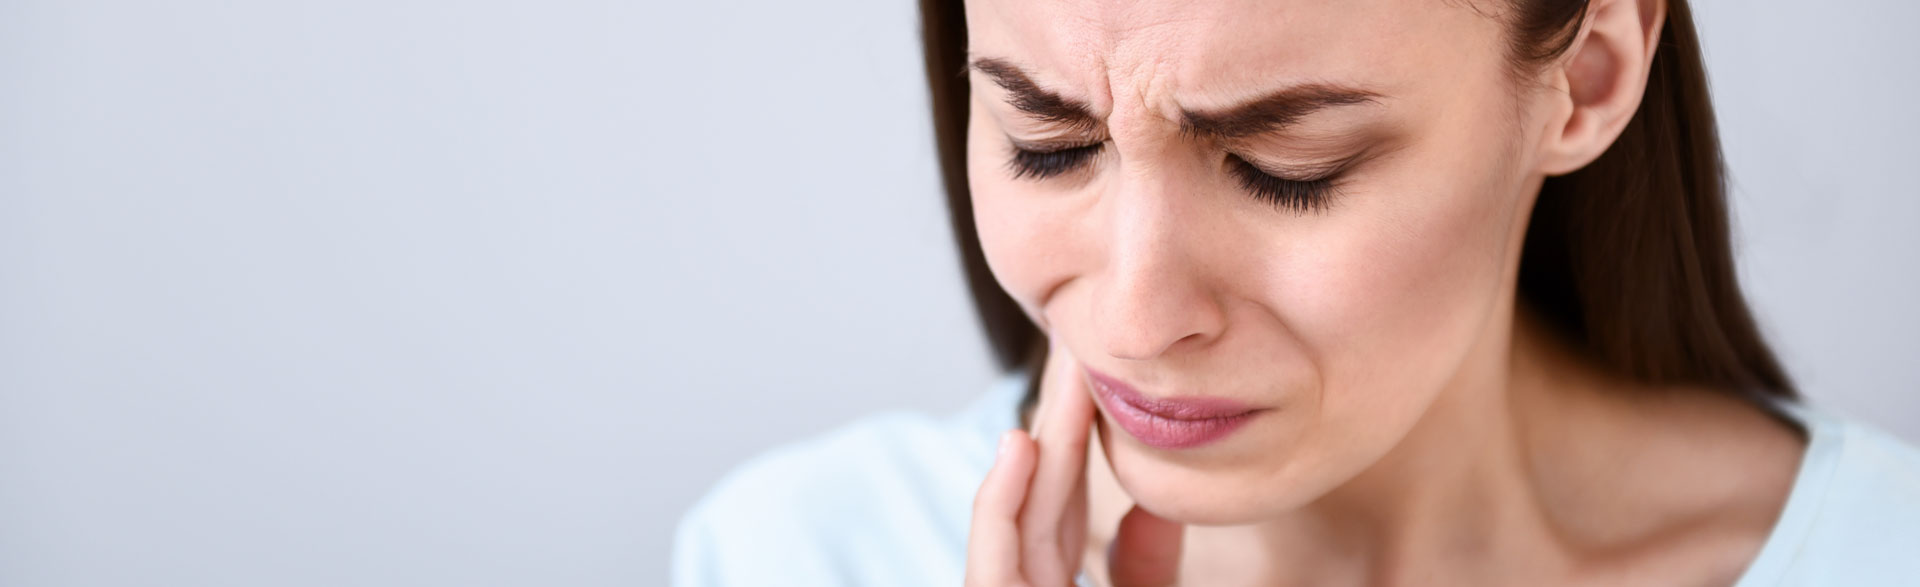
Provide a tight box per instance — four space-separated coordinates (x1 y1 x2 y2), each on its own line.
1007 142 1103 180
1003 140 1347 215
1225 155 1340 214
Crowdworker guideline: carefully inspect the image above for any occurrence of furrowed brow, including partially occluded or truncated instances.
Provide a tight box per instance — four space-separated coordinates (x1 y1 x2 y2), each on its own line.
1181 84 1381 140
966 57 1100 133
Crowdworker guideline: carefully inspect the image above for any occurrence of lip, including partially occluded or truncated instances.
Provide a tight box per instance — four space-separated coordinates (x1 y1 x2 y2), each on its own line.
1084 367 1263 450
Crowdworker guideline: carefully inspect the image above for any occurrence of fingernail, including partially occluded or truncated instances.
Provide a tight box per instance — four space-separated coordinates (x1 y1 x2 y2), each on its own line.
997 430 1015 458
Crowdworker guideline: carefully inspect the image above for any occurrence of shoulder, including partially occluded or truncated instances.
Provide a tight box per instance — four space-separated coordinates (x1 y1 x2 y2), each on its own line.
1737 396 1920 586
670 372 1027 587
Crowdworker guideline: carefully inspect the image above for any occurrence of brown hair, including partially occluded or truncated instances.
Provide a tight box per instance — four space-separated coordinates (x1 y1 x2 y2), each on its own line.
916 0 1795 423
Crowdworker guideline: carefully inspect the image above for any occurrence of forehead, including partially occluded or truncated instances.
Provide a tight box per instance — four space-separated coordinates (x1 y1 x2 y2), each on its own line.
963 0 1504 113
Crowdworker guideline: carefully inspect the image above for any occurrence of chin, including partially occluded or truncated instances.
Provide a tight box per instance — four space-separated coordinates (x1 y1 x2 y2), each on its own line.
1105 443 1309 527
1121 473 1279 526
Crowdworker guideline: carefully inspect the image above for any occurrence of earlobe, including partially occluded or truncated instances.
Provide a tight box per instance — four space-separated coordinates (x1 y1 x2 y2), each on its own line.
1536 0 1667 177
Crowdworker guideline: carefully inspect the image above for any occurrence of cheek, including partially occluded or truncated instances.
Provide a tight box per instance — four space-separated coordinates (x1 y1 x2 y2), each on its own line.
966 129 1032 314
1270 118 1528 443
964 105 1093 328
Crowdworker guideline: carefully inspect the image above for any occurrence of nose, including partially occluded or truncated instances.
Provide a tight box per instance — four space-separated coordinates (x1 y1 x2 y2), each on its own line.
1090 173 1227 361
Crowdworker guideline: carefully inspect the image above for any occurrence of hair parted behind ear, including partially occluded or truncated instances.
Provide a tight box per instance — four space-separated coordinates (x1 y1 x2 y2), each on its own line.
1516 0 1793 398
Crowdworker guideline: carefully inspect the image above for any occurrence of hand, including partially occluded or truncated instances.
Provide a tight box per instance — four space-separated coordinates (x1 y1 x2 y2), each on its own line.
965 340 1187 587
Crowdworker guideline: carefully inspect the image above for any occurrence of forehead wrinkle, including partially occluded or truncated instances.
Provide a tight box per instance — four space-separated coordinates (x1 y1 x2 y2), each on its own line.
1069 10 1123 123
1091 11 1201 143
984 0 1195 136
990 0 1410 141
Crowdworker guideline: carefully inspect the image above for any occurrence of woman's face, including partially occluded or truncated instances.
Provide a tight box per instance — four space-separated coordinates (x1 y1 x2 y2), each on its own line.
965 0 1562 524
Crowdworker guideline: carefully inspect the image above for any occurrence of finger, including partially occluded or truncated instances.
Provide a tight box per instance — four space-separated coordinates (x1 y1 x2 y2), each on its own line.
1058 469 1090 577
967 430 1038 586
1019 340 1098 583
1108 505 1185 587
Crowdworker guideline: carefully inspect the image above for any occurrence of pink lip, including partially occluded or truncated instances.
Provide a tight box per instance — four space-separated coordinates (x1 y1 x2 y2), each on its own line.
1084 368 1263 450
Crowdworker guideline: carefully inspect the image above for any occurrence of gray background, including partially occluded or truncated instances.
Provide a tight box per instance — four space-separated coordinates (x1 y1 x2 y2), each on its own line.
0 0 1912 585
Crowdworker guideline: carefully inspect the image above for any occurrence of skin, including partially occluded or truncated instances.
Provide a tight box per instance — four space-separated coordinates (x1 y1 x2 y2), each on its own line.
960 0 1809 585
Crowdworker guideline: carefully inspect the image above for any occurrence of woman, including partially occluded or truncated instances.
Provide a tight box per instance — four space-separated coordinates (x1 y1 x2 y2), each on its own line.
674 0 1920 584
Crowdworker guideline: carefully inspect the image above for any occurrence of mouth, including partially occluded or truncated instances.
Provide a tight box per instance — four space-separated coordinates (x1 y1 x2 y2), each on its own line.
1084 367 1265 450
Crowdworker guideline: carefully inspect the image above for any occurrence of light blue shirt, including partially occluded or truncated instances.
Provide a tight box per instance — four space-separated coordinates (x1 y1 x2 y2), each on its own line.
672 372 1920 585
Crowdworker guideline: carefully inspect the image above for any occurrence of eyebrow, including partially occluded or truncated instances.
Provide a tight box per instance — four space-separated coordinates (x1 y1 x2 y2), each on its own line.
1181 84 1381 139
967 57 1101 133
967 56 1380 140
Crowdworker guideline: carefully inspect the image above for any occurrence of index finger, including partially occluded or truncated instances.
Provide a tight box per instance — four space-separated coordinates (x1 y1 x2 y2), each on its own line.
1027 339 1096 443
1017 338 1098 580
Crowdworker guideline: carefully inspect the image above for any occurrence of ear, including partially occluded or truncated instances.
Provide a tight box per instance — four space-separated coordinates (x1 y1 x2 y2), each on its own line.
1536 0 1667 176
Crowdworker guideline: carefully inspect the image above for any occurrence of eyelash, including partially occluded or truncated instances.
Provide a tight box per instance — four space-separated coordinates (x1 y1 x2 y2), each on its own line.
1006 143 1341 213
1225 155 1338 213
1007 143 1102 180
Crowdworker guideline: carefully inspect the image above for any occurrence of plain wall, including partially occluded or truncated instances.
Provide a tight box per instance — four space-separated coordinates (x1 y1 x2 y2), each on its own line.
0 0 1913 584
